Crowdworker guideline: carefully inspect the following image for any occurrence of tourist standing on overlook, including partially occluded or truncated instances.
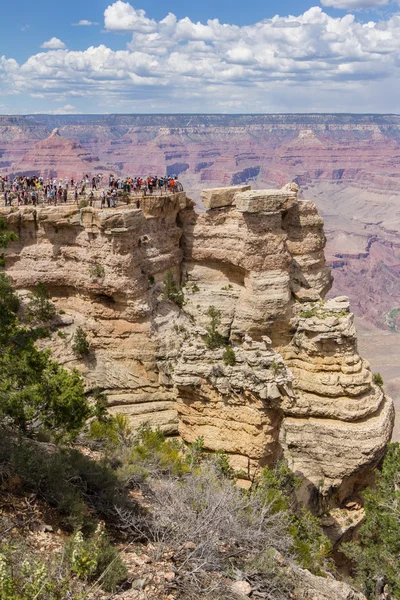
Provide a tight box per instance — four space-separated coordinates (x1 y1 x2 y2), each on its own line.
1 172 183 207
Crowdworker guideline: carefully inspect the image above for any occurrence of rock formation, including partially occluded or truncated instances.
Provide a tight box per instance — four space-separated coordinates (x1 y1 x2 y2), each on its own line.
11 128 98 178
0 184 394 506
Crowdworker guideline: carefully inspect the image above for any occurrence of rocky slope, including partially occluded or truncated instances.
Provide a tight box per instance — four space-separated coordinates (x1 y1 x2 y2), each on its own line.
0 185 394 508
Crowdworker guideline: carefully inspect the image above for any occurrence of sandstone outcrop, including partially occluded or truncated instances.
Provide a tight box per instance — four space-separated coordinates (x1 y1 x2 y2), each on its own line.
0 184 394 505
281 297 394 499
1 195 191 433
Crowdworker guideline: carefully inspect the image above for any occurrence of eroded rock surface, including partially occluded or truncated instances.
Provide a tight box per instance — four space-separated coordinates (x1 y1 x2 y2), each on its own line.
1 185 394 503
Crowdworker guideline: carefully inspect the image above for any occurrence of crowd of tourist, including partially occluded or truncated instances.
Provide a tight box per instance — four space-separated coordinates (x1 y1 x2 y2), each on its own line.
0 173 183 208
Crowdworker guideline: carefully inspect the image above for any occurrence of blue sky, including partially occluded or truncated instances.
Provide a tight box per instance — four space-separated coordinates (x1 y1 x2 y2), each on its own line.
0 0 399 114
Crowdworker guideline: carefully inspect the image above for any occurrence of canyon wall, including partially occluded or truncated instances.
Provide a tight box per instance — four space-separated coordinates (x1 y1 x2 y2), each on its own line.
2 113 400 332
1 185 394 505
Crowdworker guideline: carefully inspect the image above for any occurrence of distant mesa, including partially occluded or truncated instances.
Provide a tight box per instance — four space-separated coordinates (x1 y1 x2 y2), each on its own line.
15 129 99 178
291 129 324 147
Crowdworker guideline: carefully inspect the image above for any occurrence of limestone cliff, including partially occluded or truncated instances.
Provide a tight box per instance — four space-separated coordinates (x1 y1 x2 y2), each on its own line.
0 185 394 505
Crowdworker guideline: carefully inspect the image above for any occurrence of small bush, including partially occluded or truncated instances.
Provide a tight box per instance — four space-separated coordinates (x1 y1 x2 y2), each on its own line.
0 544 83 600
342 442 400 598
67 524 127 592
0 432 140 530
72 327 90 357
245 549 294 600
120 425 190 480
373 372 384 386
290 509 333 576
88 413 132 452
143 465 292 593
25 282 56 325
163 270 184 308
204 306 226 349
300 309 315 319
223 345 236 366
269 361 281 374
208 449 235 479
88 263 105 279
148 274 155 285
79 199 88 209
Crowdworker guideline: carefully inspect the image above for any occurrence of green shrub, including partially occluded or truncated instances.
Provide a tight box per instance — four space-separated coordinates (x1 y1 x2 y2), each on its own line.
0 432 140 530
209 450 235 479
25 282 56 325
373 372 384 386
223 345 236 366
88 263 105 279
0 273 20 330
300 309 315 318
269 361 281 374
122 425 190 479
67 524 127 592
148 274 155 285
78 198 88 209
290 509 332 576
342 443 400 598
0 276 96 440
88 413 132 452
163 270 184 308
256 461 301 513
204 306 225 349
72 327 90 357
0 544 81 600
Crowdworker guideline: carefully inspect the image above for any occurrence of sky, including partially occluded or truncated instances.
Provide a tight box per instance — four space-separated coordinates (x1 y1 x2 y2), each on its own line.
0 0 399 114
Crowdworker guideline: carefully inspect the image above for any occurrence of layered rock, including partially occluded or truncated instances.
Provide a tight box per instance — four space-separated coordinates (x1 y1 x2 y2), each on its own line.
0 184 394 504
179 186 331 345
281 297 394 499
174 334 293 473
1 194 191 433
174 187 392 497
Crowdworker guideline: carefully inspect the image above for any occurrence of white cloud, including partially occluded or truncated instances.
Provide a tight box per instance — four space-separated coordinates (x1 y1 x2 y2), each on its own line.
104 1 157 32
1 4 400 113
40 37 66 49
321 0 390 8
73 20 99 26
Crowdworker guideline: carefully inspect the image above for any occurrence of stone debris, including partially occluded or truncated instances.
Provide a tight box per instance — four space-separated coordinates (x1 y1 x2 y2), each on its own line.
231 580 252 596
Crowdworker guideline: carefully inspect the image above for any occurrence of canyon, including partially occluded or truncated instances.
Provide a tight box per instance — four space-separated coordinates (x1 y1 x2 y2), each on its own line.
1 186 394 517
1 112 400 437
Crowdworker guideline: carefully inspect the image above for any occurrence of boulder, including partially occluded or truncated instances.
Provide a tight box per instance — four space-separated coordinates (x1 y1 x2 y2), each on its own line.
235 189 297 213
201 185 250 209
